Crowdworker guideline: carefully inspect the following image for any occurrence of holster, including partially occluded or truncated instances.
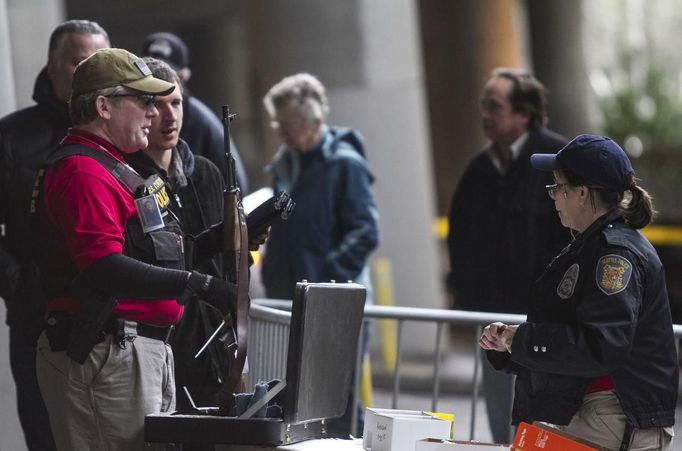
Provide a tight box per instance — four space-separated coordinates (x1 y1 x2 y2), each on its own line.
66 292 118 364
45 311 73 352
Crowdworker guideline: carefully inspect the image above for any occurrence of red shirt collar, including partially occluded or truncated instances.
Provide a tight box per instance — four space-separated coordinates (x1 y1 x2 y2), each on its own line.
61 128 126 163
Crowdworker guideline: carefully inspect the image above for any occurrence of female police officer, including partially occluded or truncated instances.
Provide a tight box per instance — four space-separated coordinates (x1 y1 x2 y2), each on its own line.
480 134 677 450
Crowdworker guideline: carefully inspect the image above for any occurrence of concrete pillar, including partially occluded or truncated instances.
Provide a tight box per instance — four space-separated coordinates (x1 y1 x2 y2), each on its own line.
527 0 592 137
6 0 64 108
0 0 16 116
419 0 526 216
1 3 64 449
0 1 19 448
191 14 264 192
247 0 442 353
417 0 526 347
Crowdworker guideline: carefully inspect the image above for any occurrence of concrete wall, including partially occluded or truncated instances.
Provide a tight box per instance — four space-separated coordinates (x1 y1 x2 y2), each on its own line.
6 0 64 108
0 2 64 449
0 5 20 449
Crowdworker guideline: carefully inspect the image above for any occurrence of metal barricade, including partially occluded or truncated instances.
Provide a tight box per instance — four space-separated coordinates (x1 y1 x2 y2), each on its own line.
247 299 682 440
360 305 526 440
245 301 291 390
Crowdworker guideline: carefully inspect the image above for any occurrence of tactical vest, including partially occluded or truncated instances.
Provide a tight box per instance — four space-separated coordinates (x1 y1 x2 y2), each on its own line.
32 144 186 298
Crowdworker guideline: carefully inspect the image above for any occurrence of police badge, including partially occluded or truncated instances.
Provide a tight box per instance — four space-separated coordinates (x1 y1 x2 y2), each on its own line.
596 254 633 295
557 263 580 300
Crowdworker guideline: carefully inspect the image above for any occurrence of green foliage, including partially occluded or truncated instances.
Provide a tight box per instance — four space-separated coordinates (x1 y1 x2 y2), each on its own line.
601 67 682 150
597 53 682 222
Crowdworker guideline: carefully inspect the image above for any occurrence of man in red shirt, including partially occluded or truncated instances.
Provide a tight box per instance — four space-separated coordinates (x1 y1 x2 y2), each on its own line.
35 48 235 451
0 20 109 451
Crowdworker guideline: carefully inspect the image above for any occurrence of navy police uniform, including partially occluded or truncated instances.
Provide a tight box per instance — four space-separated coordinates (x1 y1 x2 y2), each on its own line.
488 209 678 430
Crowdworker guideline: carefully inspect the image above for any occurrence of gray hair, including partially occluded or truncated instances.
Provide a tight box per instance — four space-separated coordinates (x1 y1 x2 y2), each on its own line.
48 20 109 57
263 73 329 124
69 85 129 125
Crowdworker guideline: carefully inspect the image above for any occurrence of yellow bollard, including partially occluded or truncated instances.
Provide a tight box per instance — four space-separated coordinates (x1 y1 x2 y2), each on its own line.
433 216 449 241
360 353 374 407
373 258 397 371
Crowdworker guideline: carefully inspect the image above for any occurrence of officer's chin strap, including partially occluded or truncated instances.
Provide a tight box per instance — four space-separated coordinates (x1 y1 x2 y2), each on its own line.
619 419 634 451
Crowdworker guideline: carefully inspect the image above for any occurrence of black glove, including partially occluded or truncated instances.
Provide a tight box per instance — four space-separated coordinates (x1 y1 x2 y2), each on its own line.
248 229 269 252
0 258 22 301
181 271 237 316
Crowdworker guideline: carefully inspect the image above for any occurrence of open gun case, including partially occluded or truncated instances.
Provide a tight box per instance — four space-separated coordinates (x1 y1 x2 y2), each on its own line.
144 282 366 447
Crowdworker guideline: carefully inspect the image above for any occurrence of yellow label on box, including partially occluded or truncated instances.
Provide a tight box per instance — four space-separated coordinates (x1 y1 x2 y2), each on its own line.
425 412 455 439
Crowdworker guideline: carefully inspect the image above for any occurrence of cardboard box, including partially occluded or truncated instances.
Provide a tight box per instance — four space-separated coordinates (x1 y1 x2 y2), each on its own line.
514 422 615 451
362 408 452 451
363 408 422 449
416 438 511 450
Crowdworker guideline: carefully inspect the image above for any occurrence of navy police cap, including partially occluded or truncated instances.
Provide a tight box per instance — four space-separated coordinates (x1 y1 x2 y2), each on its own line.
530 134 634 191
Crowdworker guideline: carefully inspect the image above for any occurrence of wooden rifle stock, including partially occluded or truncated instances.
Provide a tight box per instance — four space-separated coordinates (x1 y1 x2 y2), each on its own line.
218 106 250 415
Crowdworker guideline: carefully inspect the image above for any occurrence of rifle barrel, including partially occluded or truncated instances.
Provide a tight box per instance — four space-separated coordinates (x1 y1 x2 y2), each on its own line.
222 105 238 191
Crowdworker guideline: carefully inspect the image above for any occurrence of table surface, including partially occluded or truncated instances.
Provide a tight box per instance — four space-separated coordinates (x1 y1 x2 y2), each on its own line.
213 438 364 451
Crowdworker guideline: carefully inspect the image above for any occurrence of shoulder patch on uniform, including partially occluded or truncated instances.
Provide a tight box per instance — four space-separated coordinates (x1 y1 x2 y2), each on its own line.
596 254 633 295
557 264 580 300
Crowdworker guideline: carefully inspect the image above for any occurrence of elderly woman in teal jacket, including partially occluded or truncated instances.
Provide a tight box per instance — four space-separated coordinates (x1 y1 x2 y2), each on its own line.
261 73 379 438
261 73 379 303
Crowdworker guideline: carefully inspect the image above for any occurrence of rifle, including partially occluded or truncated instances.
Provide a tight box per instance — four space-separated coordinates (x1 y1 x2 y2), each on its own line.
193 189 295 361
217 106 250 415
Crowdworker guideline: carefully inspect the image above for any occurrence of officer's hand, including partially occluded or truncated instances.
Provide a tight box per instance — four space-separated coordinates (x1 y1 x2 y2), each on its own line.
185 271 236 316
248 228 269 251
479 322 510 353
499 325 518 353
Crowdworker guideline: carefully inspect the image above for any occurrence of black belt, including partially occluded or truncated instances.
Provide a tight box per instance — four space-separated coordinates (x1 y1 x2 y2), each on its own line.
104 318 175 343
619 419 634 451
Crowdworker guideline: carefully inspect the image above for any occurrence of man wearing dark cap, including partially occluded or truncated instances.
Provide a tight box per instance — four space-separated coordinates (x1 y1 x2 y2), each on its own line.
126 57 234 413
0 19 109 451
34 48 238 451
141 31 249 192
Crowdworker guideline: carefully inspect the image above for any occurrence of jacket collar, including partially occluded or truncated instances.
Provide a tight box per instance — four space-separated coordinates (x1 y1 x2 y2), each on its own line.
125 138 195 189
545 209 623 272
266 126 368 191
567 208 623 253
32 67 69 122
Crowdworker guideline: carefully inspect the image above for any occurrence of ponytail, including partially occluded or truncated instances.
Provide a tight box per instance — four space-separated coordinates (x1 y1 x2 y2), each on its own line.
564 170 655 228
621 180 655 229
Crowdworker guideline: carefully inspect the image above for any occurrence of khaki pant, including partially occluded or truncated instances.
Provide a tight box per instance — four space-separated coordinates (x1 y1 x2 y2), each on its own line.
36 322 175 451
553 390 673 451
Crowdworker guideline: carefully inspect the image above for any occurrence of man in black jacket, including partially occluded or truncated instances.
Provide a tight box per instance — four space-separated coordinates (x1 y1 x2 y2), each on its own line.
140 31 249 193
126 58 233 413
0 20 109 451
447 68 571 444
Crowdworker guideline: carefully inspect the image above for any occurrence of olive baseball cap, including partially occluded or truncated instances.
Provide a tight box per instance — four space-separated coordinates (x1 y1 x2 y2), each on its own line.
71 48 175 98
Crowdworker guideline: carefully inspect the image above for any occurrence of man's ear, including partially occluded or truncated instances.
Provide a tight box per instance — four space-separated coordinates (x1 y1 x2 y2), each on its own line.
519 111 531 127
177 68 191 85
95 96 112 119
